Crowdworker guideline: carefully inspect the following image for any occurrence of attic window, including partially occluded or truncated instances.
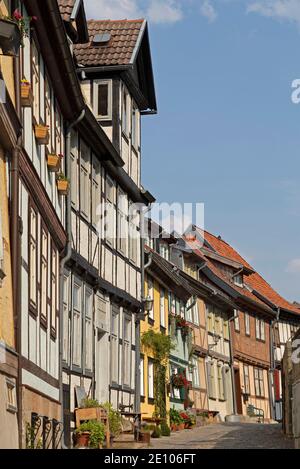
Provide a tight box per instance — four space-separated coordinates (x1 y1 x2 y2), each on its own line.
92 33 111 46
233 273 243 287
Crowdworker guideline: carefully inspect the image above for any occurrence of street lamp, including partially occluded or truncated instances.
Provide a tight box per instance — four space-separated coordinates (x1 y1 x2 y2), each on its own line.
143 295 154 315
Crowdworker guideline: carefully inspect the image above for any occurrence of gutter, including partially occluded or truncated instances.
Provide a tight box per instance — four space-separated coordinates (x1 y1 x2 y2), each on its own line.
59 109 86 449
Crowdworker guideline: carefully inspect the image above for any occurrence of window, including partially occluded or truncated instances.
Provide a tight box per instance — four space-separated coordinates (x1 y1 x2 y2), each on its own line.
32 42 40 122
192 301 199 325
159 242 169 260
40 229 48 325
129 221 137 264
70 130 78 207
117 188 127 255
73 280 82 367
217 365 225 400
122 87 129 135
93 80 112 120
6 378 17 414
111 306 119 384
105 176 115 247
245 312 250 336
171 366 180 399
186 298 193 323
85 288 93 371
223 319 229 340
140 357 145 397
51 247 58 336
45 77 52 151
207 304 214 332
63 275 69 363
148 360 154 399
192 357 200 387
243 365 250 394
254 367 265 397
123 314 132 387
233 273 243 286
131 103 139 148
55 102 62 154
147 277 154 321
208 361 216 399
92 158 101 228
80 140 90 219
256 318 265 341
234 309 240 332
29 207 38 310
160 288 166 328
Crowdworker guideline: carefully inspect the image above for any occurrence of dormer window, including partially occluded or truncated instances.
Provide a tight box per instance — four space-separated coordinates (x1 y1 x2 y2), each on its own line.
233 273 243 287
93 80 112 120
159 241 169 261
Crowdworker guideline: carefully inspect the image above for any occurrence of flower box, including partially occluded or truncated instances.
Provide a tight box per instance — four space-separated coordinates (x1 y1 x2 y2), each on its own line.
47 154 61 173
57 179 69 196
21 81 33 107
35 125 49 145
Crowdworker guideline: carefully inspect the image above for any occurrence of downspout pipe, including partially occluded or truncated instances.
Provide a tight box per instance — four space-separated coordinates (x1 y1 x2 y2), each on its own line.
228 313 238 416
269 307 280 421
59 109 85 449
134 209 152 440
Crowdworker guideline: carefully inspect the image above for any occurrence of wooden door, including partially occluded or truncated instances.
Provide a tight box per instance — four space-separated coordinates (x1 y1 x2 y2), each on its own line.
234 368 243 414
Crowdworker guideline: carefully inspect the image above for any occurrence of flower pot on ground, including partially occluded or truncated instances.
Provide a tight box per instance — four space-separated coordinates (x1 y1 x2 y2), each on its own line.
47 153 61 173
178 423 185 431
74 420 105 449
139 431 151 445
21 80 33 107
75 431 90 448
56 174 69 196
35 124 49 145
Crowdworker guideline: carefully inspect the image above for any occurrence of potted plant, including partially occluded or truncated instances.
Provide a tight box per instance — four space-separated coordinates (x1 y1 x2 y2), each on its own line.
101 402 122 443
139 424 154 445
47 153 62 173
74 420 105 449
20 79 33 107
35 124 49 145
56 173 69 195
170 408 183 431
0 10 37 56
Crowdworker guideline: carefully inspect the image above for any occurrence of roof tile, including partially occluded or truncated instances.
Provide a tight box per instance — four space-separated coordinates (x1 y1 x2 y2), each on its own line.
57 0 76 22
74 19 144 67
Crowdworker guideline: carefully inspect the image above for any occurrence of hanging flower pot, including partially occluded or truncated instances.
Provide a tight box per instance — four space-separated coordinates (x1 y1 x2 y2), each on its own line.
0 18 21 56
47 153 61 173
56 174 69 196
35 124 49 145
20 79 33 107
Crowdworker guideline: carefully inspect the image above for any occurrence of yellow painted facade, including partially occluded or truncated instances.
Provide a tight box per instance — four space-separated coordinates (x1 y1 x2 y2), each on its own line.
0 0 16 350
140 275 170 420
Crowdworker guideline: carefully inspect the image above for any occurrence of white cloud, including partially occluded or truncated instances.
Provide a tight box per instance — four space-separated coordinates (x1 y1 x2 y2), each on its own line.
84 0 182 23
84 0 217 24
146 0 183 24
247 0 300 25
200 0 217 23
286 258 300 273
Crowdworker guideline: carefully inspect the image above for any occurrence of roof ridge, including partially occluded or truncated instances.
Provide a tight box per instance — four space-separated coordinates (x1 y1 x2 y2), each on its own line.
87 18 145 23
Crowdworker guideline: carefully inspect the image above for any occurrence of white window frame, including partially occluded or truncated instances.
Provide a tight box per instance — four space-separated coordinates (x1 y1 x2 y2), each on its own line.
234 309 240 332
93 79 112 120
233 273 243 287
123 313 132 387
111 306 119 384
117 188 127 255
131 102 139 149
63 274 70 363
160 288 166 328
217 364 225 401
84 287 93 371
122 85 129 135
256 318 265 341
243 364 250 394
140 357 145 397
245 312 250 336
80 140 90 220
72 279 82 368
192 356 200 388
6 378 17 414
29 207 37 309
148 359 154 399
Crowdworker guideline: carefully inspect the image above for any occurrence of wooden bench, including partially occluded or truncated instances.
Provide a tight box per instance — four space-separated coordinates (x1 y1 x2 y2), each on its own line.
74 407 110 448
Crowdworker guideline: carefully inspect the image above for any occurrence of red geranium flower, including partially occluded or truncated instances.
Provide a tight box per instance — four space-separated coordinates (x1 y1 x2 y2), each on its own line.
13 9 23 21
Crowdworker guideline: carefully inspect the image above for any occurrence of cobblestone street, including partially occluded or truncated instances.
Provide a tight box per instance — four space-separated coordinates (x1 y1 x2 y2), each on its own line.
146 423 294 449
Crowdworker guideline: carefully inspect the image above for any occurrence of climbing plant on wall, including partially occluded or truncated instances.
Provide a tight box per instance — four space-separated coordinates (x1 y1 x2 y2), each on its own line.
141 330 175 419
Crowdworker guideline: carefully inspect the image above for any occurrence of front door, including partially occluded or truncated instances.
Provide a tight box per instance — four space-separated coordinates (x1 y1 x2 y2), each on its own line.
234 368 243 414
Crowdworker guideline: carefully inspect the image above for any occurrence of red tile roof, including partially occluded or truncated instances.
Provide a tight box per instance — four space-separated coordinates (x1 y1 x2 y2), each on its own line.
74 19 145 67
184 238 273 314
199 229 300 315
57 0 76 22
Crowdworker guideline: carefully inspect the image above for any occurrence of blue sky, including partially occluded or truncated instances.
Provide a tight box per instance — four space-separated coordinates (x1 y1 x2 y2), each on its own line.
84 1 300 302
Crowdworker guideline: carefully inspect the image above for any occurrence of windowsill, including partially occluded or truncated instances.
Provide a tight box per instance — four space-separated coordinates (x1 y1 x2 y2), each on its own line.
160 326 166 334
148 318 155 326
6 404 18 414
256 338 266 343
148 397 155 405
